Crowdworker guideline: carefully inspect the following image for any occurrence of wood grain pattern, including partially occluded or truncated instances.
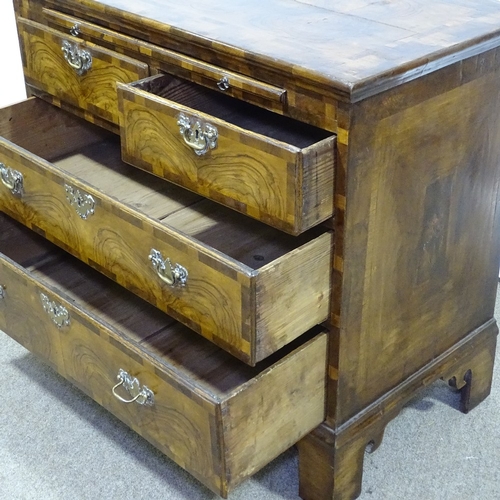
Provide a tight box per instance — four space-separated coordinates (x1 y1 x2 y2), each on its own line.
9 2 500 500
118 74 335 234
0 214 327 495
13 0 343 130
0 97 332 364
37 0 500 102
332 46 500 425
17 17 149 124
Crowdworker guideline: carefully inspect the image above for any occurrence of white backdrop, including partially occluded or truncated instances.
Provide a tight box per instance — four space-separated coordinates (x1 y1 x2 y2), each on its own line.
0 2 27 107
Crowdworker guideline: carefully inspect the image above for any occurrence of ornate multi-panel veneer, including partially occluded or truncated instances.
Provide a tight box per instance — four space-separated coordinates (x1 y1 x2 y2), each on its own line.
2 1 500 498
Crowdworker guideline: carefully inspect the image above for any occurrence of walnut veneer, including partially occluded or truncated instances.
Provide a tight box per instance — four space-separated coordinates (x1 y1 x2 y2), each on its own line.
2 1 500 499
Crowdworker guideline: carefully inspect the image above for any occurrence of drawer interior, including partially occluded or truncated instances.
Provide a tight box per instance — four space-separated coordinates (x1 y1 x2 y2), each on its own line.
0 212 323 394
0 99 328 270
130 73 331 148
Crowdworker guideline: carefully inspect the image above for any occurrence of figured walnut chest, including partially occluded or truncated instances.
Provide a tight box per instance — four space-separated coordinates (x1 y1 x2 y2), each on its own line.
2 1 500 498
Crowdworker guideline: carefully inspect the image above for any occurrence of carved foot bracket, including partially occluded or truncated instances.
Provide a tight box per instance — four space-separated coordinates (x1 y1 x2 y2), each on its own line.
297 319 498 500
442 323 497 413
298 420 390 500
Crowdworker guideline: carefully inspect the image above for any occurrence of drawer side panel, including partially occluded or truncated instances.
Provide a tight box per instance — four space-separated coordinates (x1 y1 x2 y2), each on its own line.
301 135 336 231
221 332 327 490
255 231 333 361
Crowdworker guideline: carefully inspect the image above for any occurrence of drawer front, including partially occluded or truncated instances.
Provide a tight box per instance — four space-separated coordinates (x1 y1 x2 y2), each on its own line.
0 98 332 365
0 215 219 490
118 74 336 235
0 139 250 361
17 17 149 124
42 8 288 113
0 215 327 495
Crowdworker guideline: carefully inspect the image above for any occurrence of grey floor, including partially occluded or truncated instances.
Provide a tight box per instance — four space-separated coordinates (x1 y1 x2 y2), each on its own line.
1 295 500 500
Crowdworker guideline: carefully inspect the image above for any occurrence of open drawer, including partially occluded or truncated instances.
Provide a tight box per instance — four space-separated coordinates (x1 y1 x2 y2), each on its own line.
0 98 332 365
0 213 327 497
117 74 336 235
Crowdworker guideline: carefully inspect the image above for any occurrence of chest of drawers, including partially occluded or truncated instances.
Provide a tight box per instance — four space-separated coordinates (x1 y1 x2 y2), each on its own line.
3 1 500 499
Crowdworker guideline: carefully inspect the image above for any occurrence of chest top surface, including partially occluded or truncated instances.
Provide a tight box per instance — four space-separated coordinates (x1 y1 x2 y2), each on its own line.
48 0 500 100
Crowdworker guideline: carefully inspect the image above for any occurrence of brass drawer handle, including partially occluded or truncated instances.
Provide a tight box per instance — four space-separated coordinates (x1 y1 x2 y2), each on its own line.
177 112 218 156
65 184 95 219
112 369 154 406
61 40 92 76
40 293 70 328
0 163 23 196
149 249 188 287
69 24 81 37
217 76 230 91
